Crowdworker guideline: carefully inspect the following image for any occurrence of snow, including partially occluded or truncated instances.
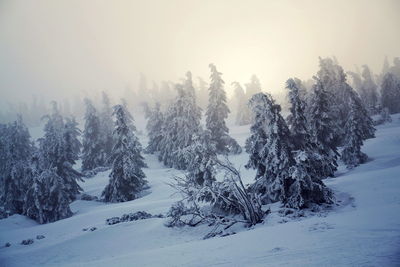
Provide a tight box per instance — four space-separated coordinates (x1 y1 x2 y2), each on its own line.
1 115 400 266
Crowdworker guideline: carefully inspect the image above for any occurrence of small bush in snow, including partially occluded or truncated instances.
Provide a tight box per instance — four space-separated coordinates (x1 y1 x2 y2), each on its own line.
21 239 34 245
106 211 163 225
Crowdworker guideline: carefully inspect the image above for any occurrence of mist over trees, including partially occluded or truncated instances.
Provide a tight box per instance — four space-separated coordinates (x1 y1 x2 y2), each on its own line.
0 56 398 225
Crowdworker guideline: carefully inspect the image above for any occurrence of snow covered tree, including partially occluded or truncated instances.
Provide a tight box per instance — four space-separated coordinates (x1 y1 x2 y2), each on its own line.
197 77 209 110
232 82 251 126
39 102 83 201
63 117 81 165
285 150 333 209
307 79 338 178
102 104 148 202
246 93 293 204
245 75 262 97
23 164 72 224
145 102 164 154
0 116 34 215
206 64 241 154
158 72 202 169
286 78 311 150
341 89 371 168
245 93 275 178
359 65 378 114
381 72 400 114
99 91 115 166
184 130 217 187
82 98 104 171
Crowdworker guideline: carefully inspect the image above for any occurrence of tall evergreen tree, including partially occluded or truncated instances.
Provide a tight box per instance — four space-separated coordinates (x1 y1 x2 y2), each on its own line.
82 98 104 171
341 89 369 169
158 73 202 169
39 102 82 201
246 93 293 204
286 79 311 150
64 117 82 165
145 102 164 154
102 104 147 202
206 64 241 154
99 91 115 166
307 79 338 178
232 82 251 126
0 116 33 215
245 75 262 97
24 164 73 224
381 72 400 114
360 65 378 114
185 130 217 187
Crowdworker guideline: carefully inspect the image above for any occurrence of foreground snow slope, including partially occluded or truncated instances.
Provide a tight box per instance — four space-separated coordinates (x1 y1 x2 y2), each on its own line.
1 115 400 266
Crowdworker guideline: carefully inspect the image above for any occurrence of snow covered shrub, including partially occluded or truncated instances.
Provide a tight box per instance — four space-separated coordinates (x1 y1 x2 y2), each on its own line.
167 159 264 229
106 211 164 225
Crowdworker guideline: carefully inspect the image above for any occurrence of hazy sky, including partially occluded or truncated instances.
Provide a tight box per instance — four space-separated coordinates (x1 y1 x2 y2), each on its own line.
0 0 399 106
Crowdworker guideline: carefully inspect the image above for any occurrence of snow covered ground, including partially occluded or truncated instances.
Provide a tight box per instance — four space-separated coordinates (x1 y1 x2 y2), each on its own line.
1 115 400 266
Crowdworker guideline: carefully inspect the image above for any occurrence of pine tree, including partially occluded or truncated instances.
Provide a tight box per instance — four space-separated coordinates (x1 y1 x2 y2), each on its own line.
246 93 293 204
145 102 164 154
341 89 370 168
39 102 83 201
197 77 209 110
23 165 72 224
206 64 241 154
307 79 338 178
0 116 33 215
245 75 262 97
82 98 104 171
185 130 217 187
158 73 202 169
102 104 147 202
64 117 81 165
381 72 400 114
285 150 333 209
286 78 311 150
232 82 251 126
99 92 115 166
359 65 378 114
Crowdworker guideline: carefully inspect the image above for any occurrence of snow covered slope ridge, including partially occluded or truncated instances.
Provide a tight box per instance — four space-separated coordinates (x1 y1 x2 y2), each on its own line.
1 115 400 267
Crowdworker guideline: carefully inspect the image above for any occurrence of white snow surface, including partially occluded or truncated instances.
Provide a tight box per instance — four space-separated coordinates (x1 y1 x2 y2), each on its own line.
1 115 400 266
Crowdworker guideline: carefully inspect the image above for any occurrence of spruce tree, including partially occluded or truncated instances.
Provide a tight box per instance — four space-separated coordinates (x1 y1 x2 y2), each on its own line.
285 150 333 209
185 130 217 187
232 82 251 126
286 78 310 150
102 104 147 202
64 117 82 165
145 102 164 154
158 73 202 169
24 165 72 224
245 93 275 178
82 98 104 171
341 89 370 168
307 79 338 178
206 64 241 154
0 116 33 215
381 72 400 114
39 102 83 201
246 93 293 204
99 91 115 166
360 65 378 114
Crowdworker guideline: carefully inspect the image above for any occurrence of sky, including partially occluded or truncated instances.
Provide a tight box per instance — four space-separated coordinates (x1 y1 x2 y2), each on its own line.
0 0 399 106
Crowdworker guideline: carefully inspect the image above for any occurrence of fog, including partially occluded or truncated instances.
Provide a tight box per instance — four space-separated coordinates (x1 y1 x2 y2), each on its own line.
0 0 399 110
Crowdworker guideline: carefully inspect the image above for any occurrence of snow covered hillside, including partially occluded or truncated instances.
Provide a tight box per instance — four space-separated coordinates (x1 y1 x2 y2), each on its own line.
1 115 400 267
